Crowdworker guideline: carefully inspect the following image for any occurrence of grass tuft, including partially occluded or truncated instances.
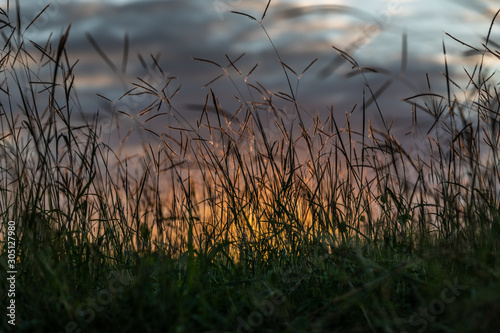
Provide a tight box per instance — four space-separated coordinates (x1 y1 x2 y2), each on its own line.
1 2 500 332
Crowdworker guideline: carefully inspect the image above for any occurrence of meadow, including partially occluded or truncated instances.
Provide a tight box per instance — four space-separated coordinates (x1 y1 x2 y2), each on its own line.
1 2 500 332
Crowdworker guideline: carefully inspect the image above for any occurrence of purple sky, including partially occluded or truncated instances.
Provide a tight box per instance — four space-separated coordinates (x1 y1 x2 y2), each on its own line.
5 0 500 151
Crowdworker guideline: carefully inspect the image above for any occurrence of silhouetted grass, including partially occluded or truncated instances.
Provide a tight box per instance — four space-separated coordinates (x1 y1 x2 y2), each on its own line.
1 2 499 332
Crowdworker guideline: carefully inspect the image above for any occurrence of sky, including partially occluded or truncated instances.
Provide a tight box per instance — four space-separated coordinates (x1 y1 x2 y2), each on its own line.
4 0 500 150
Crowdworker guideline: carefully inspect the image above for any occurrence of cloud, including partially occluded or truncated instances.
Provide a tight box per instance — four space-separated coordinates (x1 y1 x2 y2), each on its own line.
10 0 497 149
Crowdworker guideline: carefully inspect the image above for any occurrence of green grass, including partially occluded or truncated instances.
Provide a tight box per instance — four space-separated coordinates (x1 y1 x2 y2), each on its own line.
1 2 500 332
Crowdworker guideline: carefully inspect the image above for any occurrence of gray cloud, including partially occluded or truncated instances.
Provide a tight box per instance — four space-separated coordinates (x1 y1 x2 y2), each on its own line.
7 0 498 149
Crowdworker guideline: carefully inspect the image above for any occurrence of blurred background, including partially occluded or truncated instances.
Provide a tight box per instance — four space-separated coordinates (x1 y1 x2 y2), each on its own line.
3 0 500 150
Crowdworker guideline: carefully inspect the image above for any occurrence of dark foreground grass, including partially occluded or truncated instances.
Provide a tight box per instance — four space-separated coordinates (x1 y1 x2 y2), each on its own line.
1 2 500 332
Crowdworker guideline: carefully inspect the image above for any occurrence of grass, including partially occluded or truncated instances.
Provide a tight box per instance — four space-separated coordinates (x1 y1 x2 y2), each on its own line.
1 1 500 332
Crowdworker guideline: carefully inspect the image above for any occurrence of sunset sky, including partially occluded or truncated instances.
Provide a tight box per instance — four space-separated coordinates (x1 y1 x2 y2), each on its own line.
6 0 500 146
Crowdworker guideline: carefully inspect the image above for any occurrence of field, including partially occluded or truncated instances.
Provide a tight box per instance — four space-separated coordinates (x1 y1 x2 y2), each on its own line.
1 2 500 332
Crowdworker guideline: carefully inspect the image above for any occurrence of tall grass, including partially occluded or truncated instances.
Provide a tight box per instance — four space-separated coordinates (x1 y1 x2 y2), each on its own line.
1 2 499 332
